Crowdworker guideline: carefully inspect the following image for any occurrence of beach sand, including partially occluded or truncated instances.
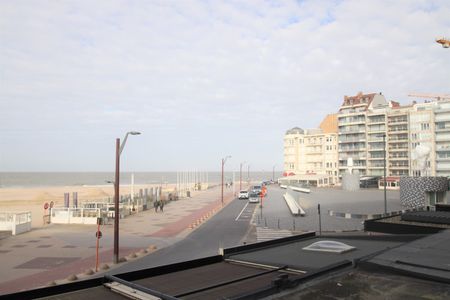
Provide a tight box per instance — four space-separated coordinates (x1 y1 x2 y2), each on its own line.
0 184 175 228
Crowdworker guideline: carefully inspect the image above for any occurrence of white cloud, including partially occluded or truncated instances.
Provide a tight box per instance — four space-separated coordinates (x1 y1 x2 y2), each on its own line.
1 0 449 171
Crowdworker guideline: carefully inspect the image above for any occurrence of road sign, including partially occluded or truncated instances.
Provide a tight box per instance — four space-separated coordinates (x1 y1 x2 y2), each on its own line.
44 203 49 210
96 231 102 239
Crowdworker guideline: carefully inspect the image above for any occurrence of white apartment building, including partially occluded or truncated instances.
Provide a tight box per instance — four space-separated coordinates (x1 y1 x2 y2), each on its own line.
434 101 450 177
338 92 389 177
284 92 450 184
283 126 338 185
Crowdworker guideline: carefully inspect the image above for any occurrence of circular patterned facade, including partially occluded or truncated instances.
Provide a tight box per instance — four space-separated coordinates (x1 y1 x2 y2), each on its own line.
399 177 449 208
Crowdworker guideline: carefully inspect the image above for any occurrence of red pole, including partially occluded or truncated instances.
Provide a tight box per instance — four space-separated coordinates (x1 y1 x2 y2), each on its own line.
114 138 120 264
95 222 100 272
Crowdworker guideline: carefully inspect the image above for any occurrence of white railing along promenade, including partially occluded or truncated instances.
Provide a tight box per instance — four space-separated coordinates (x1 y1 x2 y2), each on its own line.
0 211 32 235
50 207 103 225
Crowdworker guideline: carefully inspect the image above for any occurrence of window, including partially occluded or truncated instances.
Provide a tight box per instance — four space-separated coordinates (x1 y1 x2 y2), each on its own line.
421 123 430 130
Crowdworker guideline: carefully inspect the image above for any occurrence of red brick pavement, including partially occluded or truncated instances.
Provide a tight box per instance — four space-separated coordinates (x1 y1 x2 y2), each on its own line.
149 191 235 237
0 189 238 296
0 247 138 295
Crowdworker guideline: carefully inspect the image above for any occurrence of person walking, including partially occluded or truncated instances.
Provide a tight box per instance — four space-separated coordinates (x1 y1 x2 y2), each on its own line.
153 200 159 212
160 200 164 212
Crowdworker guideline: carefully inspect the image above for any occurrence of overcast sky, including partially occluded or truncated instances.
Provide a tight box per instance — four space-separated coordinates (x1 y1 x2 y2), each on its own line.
1 0 449 172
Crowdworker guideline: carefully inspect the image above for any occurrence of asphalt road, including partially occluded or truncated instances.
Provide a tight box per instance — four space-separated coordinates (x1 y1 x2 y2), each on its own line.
255 185 403 232
112 184 404 274
112 197 256 273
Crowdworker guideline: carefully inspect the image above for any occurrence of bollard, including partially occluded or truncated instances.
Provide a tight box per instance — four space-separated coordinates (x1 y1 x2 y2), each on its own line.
278 219 280 229
293 219 295 231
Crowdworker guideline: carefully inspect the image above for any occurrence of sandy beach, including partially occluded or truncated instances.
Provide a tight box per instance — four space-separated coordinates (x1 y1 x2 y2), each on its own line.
0 184 176 228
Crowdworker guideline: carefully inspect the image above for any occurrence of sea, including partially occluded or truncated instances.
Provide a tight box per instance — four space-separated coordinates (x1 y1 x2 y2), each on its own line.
0 172 280 188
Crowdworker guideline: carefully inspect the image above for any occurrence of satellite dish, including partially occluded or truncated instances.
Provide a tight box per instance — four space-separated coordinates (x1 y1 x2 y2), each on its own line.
412 145 431 174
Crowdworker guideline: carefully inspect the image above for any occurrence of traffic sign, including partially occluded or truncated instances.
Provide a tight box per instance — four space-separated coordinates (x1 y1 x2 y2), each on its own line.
96 231 102 239
44 203 49 210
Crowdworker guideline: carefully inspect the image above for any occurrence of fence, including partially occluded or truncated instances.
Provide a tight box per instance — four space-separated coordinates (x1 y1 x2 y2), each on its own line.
0 211 32 235
50 207 107 225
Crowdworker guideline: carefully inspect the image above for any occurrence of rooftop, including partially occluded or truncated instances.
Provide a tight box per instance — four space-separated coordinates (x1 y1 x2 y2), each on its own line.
5 230 450 299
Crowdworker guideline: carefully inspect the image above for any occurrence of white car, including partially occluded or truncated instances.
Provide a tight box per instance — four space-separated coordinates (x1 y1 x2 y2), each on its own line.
238 190 249 199
249 192 260 203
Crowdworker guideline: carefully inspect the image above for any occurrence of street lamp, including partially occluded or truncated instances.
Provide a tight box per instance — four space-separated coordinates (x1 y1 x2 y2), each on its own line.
113 131 141 264
247 164 250 183
221 155 231 205
240 161 246 192
378 133 387 214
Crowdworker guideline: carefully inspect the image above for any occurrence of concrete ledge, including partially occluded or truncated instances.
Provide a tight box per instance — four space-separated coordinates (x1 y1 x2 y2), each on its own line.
283 193 305 216
290 186 311 193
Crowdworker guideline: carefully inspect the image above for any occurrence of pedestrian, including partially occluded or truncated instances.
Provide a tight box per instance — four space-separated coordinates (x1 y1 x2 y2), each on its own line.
160 200 164 212
154 200 159 212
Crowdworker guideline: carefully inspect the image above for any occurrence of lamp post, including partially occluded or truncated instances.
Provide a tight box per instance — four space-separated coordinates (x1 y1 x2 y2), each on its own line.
247 164 250 183
240 161 246 192
113 131 141 264
272 165 276 182
221 155 231 206
378 133 387 214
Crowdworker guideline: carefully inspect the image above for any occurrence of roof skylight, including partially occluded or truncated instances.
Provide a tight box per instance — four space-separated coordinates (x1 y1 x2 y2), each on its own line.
302 240 356 254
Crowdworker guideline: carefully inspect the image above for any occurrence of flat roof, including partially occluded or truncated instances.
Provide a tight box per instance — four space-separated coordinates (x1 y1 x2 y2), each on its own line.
5 232 449 299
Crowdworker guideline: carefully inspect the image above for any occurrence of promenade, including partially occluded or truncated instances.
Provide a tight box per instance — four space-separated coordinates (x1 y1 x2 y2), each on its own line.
0 185 237 296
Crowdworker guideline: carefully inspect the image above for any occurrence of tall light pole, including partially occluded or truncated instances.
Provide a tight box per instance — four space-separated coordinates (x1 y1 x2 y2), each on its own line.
378 133 387 214
221 155 231 205
240 161 246 191
247 164 250 183
272 165 276 182
113 131 141 264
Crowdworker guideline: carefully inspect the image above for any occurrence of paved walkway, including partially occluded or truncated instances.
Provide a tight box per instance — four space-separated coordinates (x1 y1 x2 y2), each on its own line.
0 185 238 295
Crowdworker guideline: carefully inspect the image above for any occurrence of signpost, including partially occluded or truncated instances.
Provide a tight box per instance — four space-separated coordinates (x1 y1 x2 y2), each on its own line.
95 218 102 272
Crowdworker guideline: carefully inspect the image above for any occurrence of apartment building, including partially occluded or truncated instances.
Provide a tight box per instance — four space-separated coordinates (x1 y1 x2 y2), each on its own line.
283 116 339 185
284 92 450 183
434 100 450 177
337 92 389 177
409 102 436 176
387 105 410 177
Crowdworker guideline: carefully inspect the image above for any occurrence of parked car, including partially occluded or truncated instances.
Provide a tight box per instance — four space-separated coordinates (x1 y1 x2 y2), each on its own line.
249 192 260 203
238 190 249 199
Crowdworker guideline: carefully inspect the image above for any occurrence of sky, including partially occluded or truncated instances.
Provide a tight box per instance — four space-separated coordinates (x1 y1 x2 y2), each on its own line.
1 0 449 172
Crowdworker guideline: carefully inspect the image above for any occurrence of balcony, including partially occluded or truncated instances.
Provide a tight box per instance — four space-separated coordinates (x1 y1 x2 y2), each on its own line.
436 126 450 133
339 154 366 160
436 145 450 151
368 156 384 160
338 129 366 134
368 165 384 169
339 148 366 152
389 146 408 151
436 135 450 142
389 165 409 169
389 156 408 160
338 138 366 143
388 127 408 133
388 118 408 124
